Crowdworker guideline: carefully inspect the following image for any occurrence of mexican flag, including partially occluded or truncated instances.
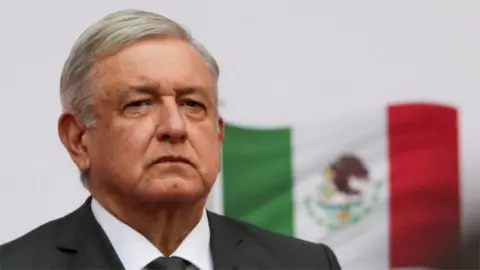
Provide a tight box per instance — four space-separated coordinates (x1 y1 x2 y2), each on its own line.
218 103 460 269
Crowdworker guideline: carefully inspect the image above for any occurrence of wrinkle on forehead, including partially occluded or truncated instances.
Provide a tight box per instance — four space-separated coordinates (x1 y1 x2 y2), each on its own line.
102 41 211 84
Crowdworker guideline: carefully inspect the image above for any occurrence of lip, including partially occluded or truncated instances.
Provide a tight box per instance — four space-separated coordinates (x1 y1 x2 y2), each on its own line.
151 155 194 167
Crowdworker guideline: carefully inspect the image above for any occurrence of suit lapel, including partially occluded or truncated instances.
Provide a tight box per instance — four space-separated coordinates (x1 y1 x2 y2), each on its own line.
53 199 281 269
207 211 281 270
207 210 242 269
53 197 124 270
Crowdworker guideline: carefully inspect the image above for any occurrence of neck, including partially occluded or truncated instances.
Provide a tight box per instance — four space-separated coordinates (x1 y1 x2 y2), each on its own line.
90 189 207 255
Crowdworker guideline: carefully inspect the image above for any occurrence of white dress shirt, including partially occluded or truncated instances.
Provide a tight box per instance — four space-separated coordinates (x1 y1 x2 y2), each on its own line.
91 198 213 270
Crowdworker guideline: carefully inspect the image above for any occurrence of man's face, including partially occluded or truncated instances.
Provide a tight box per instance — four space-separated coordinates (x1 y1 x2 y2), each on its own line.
83 37 223 203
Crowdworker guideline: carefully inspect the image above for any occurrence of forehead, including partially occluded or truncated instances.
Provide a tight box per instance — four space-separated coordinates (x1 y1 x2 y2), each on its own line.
94 37 214 96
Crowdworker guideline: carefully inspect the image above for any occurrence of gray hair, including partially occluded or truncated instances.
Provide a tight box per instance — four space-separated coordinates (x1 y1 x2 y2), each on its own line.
59 9 220 184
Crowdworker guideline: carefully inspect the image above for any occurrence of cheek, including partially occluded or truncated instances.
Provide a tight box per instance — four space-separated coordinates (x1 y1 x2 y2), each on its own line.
190 127 221 166
104 119 157 164
121 128 153 152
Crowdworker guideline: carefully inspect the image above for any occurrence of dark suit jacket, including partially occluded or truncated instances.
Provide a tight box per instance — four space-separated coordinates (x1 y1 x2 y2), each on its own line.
0 197 341 269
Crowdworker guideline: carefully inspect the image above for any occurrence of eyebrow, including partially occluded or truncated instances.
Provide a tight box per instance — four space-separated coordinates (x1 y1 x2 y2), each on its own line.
123 84 160 95
120 84 213 102
174 86 208 96
175 86 214 106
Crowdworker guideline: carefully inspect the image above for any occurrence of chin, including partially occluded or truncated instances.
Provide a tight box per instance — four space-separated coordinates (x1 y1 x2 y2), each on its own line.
139 176 207 203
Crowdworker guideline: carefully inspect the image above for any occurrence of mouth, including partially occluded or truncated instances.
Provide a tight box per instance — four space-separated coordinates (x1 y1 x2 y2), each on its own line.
151 156 194 167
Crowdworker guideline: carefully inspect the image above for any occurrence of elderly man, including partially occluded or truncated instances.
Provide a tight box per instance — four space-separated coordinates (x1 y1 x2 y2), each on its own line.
0 9 341 270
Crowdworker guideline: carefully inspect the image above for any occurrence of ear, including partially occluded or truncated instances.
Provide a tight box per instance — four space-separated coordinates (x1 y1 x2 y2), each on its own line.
57 112 90 173
217 116 225 143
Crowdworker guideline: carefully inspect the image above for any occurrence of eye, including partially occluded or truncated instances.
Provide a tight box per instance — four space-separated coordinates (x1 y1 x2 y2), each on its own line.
180 99 205 109
125 99 152 108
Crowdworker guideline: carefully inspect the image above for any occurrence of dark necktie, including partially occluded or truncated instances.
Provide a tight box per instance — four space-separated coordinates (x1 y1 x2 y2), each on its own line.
145 256 189 269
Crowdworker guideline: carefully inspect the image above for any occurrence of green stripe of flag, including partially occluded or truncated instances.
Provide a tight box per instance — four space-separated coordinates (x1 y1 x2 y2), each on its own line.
222 124 294 236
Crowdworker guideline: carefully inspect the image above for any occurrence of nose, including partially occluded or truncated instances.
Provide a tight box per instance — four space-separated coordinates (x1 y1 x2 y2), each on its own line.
156 98 187 144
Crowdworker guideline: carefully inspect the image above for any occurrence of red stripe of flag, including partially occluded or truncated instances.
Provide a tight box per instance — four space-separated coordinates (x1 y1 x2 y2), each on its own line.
388 103 460 268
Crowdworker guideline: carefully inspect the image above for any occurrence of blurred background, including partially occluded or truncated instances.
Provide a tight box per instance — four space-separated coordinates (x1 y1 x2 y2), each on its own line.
0 1 478 269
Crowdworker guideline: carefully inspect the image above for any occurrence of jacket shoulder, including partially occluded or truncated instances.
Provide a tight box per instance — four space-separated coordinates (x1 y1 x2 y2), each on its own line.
208 212 341 269
0 212 73 268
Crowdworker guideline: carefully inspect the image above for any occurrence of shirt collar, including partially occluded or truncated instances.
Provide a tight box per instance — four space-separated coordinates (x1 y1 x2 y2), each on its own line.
91 198 212 270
